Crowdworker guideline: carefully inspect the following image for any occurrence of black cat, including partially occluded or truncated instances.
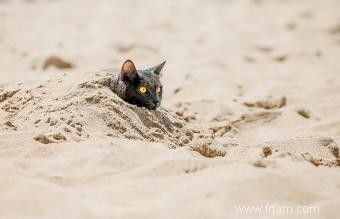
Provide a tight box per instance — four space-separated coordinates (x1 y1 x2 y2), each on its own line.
110 60 166 110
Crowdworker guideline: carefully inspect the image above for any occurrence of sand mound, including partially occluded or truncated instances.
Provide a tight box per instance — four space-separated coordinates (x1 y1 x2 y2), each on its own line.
0 71 248 158
0 71 193 148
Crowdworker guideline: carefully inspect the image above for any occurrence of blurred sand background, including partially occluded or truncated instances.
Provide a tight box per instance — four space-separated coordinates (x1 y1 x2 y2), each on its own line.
1 0 340 218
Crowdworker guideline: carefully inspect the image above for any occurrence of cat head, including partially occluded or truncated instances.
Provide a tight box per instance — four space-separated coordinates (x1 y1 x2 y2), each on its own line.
120 59 166 110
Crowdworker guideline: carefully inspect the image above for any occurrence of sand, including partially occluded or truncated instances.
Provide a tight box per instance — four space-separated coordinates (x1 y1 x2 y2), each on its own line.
1 0 340 218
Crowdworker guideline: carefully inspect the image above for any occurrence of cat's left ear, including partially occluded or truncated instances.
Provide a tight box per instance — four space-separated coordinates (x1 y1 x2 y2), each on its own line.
121 59 139 82
151 61 166 76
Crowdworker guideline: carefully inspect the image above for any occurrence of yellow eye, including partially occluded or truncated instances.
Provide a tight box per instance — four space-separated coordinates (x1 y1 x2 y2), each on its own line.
156 87 161 93
139 86 147 94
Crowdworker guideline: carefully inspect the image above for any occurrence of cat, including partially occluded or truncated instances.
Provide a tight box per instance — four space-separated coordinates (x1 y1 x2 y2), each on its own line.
110 60 166 110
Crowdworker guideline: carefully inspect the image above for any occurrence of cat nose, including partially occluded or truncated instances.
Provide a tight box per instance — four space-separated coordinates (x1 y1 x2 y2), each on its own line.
153 100 160 107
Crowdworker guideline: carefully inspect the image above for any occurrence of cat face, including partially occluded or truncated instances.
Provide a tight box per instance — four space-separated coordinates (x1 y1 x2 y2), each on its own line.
120 60 165 110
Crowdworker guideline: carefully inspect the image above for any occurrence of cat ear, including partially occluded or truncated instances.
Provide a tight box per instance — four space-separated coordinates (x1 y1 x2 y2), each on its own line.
151 61 166 75
121 60 139 81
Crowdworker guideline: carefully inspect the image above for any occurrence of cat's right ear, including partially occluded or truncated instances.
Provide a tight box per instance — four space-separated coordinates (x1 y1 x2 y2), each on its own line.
121 60 139 82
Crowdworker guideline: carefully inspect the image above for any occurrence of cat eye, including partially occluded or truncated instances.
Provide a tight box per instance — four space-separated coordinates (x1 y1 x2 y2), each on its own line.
156 87 161 93
139 86 147 94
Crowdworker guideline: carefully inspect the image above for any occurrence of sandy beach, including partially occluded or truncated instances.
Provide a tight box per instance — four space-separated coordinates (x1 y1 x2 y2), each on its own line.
1 0 340 218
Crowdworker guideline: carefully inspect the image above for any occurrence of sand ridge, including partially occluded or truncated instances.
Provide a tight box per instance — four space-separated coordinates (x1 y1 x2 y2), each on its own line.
0 71 194 148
